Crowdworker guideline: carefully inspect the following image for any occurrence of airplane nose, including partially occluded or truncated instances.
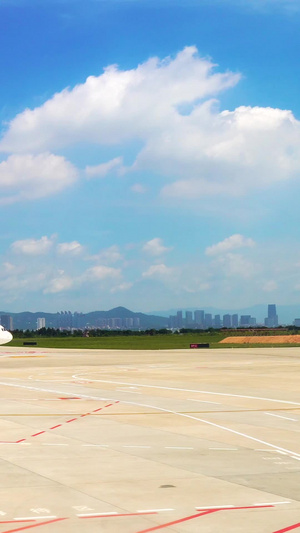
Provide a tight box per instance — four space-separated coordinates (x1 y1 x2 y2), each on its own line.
0 331 13 345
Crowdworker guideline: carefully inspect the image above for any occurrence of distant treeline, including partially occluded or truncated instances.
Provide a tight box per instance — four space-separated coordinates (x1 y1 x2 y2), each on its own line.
10 326 300 338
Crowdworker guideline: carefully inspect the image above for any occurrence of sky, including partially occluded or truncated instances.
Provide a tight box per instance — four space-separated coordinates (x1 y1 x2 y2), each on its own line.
1 0 300 313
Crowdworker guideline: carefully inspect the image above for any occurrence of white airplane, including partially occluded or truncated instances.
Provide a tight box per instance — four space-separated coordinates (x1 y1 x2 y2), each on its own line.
0 326 13 345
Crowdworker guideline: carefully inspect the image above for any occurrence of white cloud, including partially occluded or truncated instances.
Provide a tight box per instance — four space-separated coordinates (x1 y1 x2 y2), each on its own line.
85 156 123 178
205 234 255 256
0 153 78 204
44 275 74 294
0 47 239 154
11 236 54 255
215 252 257 279
2 48 300 200
57 241 84 255
263 280 278 292
90 245 122 264
142 263 173 278
110 282 133 293
83 265 121 281
143 238 172 256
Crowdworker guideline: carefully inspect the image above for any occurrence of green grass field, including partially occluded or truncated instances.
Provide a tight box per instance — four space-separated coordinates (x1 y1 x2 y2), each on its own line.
8 333 300 350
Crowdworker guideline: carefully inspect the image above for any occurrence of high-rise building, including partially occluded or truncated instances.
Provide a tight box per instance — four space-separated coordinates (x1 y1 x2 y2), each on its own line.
185 311 193 327
194 310 204 327
214 315 221 328
223 314 232 328
36 318 46 330
204 313 213 328
264 304 278 327
240 315 251 327
232 314 239 328
176 311 183 328
1 315 13 331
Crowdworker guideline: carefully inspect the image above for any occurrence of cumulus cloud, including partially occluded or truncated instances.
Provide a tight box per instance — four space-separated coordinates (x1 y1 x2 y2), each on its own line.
2 47 300 200
110 282 133 293
0 47 239 154
0 153 78 204
57 241 84 255
85 156 123 178
11 236 54 255
142 263 173 278
143 238 172 256
205 234 255 256
83 265 121 281
90 245 122 264
44 275 74 294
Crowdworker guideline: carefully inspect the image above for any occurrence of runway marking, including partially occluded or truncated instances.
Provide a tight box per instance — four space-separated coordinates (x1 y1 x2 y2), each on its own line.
1 381 300 459
135 505 276 533
13 401 119 443
1 517 67 532
71 376 300 406
265 413 298 421
135 509 217 532
78 511 157 519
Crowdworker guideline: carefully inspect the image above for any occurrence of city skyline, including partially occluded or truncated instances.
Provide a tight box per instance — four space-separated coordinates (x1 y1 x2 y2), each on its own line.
1 1 300 312
3 303 300 330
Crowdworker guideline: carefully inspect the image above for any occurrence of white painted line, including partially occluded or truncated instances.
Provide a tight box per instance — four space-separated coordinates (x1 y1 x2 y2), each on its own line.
71 376 300 406
253 502 290 506
77 512 117 517
196 505 234 510
2 380 300 460
291 456 300 461
265 413 297 421
137 509 174 513
188 399 221 405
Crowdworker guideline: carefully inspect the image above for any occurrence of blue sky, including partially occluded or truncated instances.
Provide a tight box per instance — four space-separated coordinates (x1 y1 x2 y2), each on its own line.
1 0 300 313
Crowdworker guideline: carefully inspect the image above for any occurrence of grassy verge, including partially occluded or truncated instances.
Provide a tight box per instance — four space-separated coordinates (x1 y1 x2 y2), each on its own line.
8 334 300 350
9 334 224 350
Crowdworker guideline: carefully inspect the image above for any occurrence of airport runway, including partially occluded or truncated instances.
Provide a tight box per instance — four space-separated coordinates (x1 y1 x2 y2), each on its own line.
0 346 300 532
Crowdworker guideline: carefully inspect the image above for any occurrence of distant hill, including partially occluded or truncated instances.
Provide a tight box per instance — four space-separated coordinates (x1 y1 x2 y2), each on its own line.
1 307 168 331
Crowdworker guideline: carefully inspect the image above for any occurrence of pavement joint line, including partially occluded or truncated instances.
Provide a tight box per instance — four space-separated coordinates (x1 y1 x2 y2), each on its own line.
70 376 300 406
2 380 300 459
265 413 298 421
10 400 119 443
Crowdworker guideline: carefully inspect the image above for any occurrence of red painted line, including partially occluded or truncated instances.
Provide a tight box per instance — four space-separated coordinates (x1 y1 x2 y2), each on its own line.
272 523 300 532
105 403 113 407
59 397 80 400
31 431 45 437
80 413 90 417
2 517 68 533
49 424 62 430
218 505 274 511
15 439 26 443
66 418 77 423
80 512 157 519
135 509 217 532
93 408 103 412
